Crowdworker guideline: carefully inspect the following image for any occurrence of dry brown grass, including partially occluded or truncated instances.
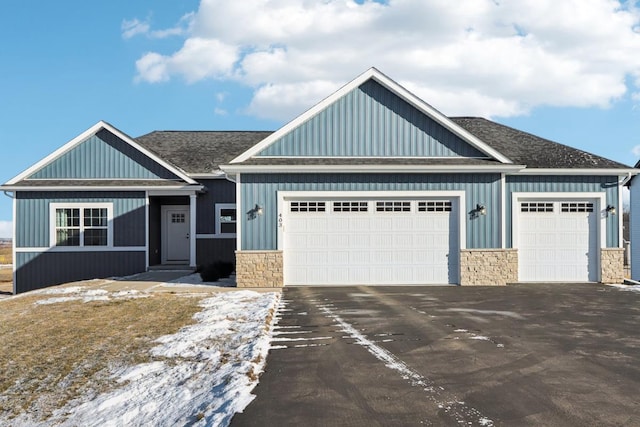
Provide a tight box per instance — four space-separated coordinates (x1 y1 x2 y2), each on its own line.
0 245 11 265
0 292 203 421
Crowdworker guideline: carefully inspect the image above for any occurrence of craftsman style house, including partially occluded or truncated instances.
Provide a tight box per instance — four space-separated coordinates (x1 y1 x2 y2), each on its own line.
2 68 634 293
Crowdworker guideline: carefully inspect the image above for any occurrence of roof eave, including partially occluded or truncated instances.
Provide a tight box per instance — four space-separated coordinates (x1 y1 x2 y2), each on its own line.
220 164 526 174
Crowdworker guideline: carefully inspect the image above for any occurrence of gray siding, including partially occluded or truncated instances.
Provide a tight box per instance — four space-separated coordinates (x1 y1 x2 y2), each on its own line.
29 129 179 179
196 179 236 234
241 173 501 251
16 191 145 248
257 80 486 158
631 179 640 280
506 175 620 247
14 251 146 294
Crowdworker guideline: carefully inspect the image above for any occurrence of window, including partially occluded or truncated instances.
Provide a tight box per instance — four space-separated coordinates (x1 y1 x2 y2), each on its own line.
333 201 368 212
216 204 237 235
375 201 411 212
418 201 452 212
520 202 554 213
51 203 112 247
290 201 326 212
561 202 594 213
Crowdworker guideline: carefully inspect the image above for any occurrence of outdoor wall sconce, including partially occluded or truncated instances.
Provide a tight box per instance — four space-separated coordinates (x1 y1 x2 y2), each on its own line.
470 203 487 219
247 204 264 220
606 205 616 215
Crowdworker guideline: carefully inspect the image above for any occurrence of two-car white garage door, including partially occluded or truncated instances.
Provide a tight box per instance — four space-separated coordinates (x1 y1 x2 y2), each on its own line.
283 198 459 285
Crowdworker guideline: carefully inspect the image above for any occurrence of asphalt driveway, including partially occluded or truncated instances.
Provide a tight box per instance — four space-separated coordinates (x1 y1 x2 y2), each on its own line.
232 284 640 426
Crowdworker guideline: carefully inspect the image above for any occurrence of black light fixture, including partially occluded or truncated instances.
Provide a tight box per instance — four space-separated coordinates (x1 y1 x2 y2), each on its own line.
248 204 264 220
606 205 616 215
471 203 487 218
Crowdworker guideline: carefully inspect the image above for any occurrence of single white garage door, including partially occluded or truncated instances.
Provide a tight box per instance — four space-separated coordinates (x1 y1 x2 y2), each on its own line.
283 199 458 285
517 201 598 282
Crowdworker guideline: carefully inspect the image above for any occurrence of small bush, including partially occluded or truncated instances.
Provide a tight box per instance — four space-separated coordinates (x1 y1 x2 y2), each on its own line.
199 261 235 282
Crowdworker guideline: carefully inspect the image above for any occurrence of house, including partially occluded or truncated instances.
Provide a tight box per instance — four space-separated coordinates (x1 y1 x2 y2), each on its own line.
628 161 640 281
2 68 635 293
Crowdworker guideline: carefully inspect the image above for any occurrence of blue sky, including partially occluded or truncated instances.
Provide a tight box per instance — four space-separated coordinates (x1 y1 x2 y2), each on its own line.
1 0 640 237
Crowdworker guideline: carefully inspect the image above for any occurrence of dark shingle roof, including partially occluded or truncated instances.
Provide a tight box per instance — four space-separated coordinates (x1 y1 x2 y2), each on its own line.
135 131 273 174
452 117 630 169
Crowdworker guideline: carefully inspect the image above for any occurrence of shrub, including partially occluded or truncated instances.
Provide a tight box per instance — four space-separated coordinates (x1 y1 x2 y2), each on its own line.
199 261 235 282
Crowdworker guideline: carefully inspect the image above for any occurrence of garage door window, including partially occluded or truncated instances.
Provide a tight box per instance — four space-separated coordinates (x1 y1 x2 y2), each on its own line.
290 201 326 212
418 201 452 212
521 202 553 212
333 201 368 212
375 201 411 212
561 202 594 212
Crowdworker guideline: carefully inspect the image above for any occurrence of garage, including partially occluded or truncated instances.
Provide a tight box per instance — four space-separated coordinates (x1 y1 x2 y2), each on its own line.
282 198 460 285
516 200 599 282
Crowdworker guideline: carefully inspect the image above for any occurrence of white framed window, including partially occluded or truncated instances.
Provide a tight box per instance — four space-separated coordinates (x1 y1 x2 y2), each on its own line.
50 203 113 248
216 203 237 236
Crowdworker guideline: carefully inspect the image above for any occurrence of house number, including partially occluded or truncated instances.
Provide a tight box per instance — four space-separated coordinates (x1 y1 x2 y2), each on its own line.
278 213 284 227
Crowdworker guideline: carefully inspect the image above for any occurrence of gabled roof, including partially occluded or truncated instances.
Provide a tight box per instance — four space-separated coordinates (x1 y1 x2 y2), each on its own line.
229 67 513 164
452 117 631 169
4 121 198 186
135 131 272 174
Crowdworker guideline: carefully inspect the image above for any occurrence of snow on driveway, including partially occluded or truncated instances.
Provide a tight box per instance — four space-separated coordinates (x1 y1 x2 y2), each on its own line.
10 289 279 427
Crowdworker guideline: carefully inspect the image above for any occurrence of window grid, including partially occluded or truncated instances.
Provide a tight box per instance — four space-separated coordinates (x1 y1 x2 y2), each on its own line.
171 213 186 223
561 202 594 213
333 201 368 212
418 201 452 212
55 207 108 247
290 201 326 212
521 202 554 213
376 201 411 212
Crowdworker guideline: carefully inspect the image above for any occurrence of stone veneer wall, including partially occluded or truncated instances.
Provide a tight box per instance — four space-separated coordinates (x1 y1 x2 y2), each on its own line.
460 249 518 286
600 248 624 284
236 250 283 288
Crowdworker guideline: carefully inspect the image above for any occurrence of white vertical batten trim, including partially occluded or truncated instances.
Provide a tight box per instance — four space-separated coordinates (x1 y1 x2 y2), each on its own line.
236 174 242 252
12 194 16 295
189 194 197 267
618 179 623 248
500 173 506 249
145 191 149 270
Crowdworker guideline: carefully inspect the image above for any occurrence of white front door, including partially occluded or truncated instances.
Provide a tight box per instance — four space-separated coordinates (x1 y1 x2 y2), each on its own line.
162 205 190 264
517 200 598 282
283 198 458 285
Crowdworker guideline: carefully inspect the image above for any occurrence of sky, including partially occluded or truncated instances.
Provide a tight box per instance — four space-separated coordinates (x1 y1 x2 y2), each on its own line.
1 0 640 238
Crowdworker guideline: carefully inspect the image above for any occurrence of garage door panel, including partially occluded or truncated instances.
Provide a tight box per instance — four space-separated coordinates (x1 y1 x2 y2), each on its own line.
518 200 597 282
284 198 458 285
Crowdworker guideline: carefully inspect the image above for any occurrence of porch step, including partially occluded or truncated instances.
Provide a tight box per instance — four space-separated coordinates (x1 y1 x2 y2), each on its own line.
148 265 195 272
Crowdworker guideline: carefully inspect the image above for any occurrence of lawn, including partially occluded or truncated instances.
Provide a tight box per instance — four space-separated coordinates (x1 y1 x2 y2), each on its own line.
0 285 279 426
0 245 11 265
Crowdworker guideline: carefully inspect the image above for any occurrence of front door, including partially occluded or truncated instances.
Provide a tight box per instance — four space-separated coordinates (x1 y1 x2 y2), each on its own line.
162 205 190 264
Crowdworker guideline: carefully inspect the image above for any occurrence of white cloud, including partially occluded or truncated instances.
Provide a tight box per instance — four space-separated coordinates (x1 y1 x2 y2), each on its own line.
122 18 150 39
631 145 640 156
133 0 640 121
122 13 193 40
0 221 12 238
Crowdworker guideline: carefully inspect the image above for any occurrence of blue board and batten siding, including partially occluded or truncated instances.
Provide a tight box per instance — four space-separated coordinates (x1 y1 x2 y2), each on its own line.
240 173 502 251
256 80 486 158
14 191 146 293
29 129 179 180
505 175 620 248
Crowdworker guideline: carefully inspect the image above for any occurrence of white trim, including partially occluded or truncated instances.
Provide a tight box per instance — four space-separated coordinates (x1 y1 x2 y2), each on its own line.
276 190 466 252
618 182 623 248
196 234 236 239
236 174 242 252
215 203 237 237
145 192 150 270
1 185 203 192
220 164 525 174
15 246 146 253
500 173 506 249
230 68 512 164
513 169 639 176
254 155 493 160
189 195 197 267
6 121 197 185
12 196 16 294
188 173 226 179
49 202 114 248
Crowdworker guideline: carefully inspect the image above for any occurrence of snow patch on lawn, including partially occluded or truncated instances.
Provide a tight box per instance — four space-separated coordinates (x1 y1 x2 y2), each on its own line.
35 288 148 305
13 290 279 427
